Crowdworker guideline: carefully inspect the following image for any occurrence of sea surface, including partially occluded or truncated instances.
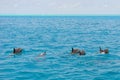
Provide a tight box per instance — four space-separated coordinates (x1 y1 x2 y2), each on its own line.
0 16 120 80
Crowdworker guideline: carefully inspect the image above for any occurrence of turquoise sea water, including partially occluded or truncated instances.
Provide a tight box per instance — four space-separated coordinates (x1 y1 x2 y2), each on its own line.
0 16 120 80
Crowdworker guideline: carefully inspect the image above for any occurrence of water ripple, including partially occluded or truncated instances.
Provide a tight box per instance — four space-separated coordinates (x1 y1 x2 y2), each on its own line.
0 16 120 80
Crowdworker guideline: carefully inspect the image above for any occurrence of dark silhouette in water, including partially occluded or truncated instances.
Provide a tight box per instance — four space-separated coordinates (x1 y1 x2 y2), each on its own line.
99 47 109 54
71 48 80 54
71 48 85 55
9 48 22 57
13 48 22 54
79 50 86 55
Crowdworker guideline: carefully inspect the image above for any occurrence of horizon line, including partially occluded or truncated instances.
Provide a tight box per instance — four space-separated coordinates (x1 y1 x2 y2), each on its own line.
0 14 120 16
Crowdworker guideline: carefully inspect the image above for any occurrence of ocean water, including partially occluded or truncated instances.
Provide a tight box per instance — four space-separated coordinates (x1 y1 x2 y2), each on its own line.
0 16 120 80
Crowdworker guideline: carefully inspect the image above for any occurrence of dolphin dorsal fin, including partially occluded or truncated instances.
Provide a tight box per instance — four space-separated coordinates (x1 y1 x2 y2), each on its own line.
99 47 102 51
13 48 16 53
72 48 74 52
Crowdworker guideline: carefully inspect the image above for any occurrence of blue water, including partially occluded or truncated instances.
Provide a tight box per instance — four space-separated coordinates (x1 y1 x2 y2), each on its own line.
0 16 120 80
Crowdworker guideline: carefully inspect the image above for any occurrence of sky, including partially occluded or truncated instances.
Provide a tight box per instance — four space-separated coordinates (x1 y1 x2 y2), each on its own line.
0 0 120 15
